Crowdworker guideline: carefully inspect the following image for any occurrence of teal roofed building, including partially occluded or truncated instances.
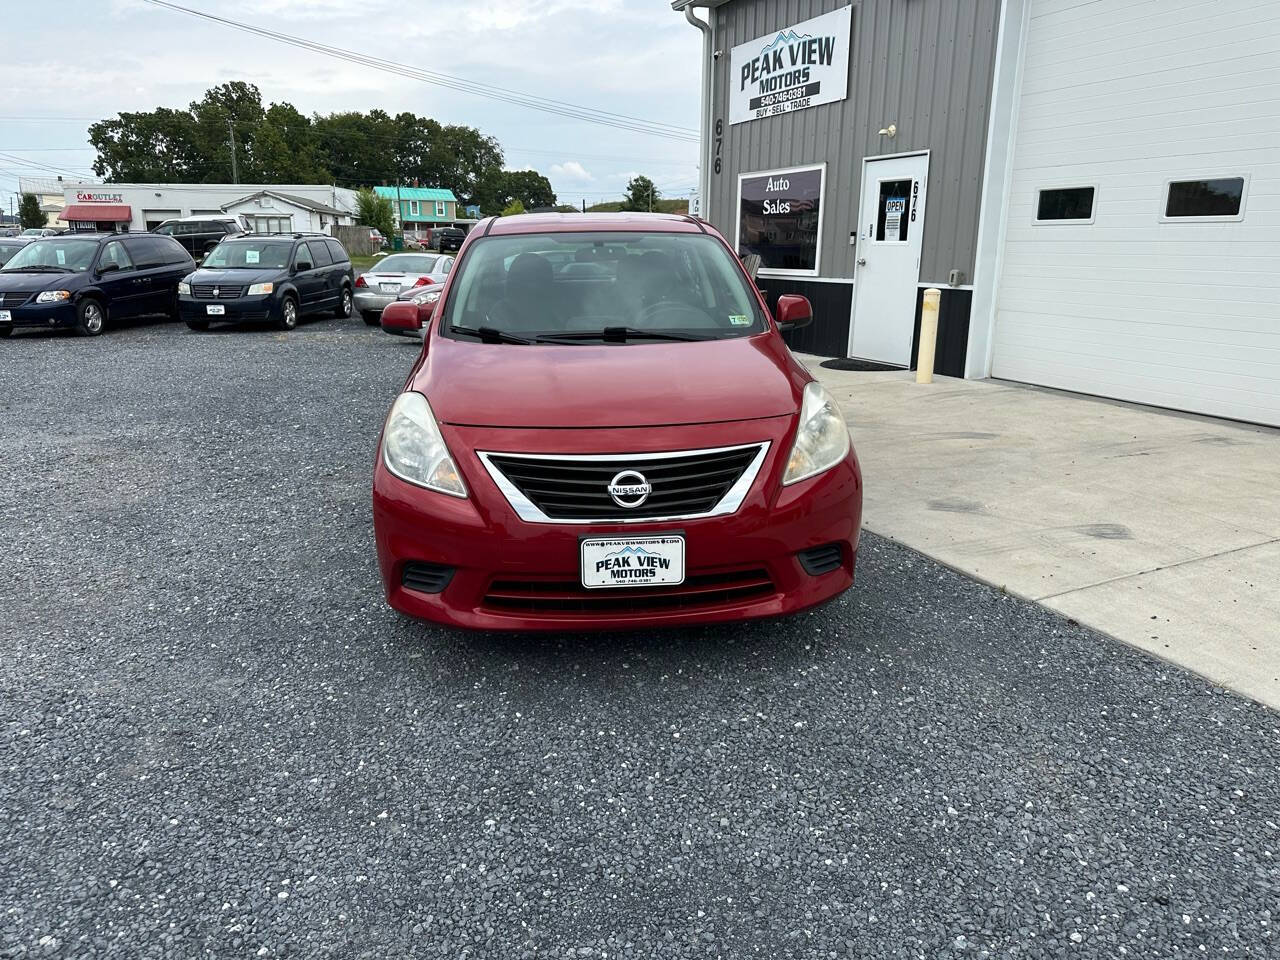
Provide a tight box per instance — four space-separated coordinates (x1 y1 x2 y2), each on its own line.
373 186 459 238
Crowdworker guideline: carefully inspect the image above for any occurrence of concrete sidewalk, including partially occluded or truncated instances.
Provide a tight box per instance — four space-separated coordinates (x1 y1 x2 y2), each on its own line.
802 357 1280 709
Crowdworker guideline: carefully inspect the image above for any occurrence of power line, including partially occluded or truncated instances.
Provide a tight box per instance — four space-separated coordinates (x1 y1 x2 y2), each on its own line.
138 0 699 144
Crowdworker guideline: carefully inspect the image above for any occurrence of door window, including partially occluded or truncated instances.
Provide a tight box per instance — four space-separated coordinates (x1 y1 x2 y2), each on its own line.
126 237 166 268
875 179 914 242
306 240 333 267
99 240 134 272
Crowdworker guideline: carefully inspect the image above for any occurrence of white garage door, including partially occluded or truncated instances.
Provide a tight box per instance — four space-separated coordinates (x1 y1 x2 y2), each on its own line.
143 209 180 231
990 0 1280 426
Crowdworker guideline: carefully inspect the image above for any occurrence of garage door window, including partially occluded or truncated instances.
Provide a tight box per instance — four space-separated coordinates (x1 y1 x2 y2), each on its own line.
1164 178 1246 220
1035 186 1095 223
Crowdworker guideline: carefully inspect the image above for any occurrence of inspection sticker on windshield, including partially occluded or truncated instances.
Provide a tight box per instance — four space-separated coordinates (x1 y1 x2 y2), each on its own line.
729 314 750 326
245 250 260 264
581 536 685 589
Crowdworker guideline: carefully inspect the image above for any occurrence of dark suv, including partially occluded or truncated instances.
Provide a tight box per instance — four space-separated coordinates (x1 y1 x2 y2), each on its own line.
0 233 195 337
154 216 249 261
179 234 353 332
434 227 465 252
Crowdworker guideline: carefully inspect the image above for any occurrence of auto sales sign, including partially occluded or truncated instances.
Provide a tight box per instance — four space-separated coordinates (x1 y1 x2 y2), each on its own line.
729 6 852 126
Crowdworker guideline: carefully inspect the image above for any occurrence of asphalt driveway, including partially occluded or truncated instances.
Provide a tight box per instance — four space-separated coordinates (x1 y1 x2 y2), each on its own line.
1 319 1277 959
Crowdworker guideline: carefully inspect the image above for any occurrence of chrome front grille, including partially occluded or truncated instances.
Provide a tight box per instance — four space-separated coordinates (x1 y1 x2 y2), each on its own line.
191 284 245 299
478 442 770 524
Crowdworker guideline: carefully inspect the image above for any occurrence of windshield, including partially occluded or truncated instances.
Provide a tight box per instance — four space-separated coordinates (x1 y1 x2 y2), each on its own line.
374 254 438 274
442 231 764 343
201 240 293 269
1 238 100 273
0 243 23 267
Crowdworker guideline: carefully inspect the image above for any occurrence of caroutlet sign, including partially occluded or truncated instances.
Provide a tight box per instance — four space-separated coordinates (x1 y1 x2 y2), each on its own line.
729 5 852 126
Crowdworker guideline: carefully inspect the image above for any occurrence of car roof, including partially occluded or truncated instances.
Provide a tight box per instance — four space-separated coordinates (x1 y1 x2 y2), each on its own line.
482 212 705 237
164 215 241 222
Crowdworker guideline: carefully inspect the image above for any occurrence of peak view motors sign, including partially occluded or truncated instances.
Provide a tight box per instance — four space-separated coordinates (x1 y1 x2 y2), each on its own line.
729 6 852 126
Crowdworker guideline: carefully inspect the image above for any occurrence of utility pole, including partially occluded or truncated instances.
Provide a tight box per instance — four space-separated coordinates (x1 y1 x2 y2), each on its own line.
227 119 239 184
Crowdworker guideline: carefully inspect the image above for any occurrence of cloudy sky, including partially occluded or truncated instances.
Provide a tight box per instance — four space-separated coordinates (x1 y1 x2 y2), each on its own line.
0 0 703 212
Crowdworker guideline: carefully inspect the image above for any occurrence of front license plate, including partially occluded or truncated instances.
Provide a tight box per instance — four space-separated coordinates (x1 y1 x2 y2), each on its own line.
0 310 10 322
380 283 400 293
206 305 225 315
580 536 685 590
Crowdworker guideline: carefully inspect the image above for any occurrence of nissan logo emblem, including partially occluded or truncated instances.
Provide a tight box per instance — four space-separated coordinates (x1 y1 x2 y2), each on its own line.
607 470 651 508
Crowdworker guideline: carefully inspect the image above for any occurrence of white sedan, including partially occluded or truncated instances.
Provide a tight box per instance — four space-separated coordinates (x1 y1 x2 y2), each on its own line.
354 253 453 324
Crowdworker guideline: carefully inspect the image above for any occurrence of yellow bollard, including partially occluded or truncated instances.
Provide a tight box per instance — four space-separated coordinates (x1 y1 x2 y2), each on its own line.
916 288 941 384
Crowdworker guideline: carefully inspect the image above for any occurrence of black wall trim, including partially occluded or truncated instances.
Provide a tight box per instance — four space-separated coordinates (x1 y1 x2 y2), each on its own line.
909 287 971 378
755 277 852 357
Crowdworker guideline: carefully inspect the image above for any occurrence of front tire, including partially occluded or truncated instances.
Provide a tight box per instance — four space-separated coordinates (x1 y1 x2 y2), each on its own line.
277 295 299 331
334 286 353 319
75 298 106 337
361 310 380 326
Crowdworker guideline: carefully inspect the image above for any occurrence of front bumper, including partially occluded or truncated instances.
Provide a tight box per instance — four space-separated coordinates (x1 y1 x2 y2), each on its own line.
372 418 862 631
0 300 77 329
179 294 277 324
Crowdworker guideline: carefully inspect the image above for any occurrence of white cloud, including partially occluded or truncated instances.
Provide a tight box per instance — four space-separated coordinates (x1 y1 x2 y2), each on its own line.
548 161 593 182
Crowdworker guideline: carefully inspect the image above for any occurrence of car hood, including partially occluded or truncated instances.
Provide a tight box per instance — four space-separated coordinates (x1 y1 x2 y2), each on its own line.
413 333 808 429
188 268 282 285
0 271 73 292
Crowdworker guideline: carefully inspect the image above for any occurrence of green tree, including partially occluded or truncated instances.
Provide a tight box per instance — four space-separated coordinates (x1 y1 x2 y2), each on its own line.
18 193 44 229
501 170 556 210
355 188 395 237
500 199 526 217
621 175 660 212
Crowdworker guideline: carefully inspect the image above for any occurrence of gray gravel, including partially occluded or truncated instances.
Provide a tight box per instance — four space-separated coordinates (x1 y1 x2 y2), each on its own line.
1 315 1277 959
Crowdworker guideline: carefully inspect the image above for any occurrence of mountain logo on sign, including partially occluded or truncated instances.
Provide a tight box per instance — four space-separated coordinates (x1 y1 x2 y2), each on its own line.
761 29 813 54
606 546 654 560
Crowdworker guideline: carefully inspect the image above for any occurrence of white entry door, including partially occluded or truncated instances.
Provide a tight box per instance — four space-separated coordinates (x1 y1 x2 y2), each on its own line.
849 152 929 365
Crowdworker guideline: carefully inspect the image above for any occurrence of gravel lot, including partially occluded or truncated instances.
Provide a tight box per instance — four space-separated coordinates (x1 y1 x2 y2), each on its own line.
1 315 1277 959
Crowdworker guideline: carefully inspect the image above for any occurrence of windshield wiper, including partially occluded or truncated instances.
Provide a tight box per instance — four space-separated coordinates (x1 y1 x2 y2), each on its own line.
537 326 709 343
449 324 534 345
6 264 71 273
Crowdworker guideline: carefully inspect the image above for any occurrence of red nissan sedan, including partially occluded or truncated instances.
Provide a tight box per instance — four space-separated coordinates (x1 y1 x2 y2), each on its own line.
372 213 862 631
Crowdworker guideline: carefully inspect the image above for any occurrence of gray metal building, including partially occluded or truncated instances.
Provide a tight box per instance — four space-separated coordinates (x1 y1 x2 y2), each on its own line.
676 0 1280 428
677 0 1002 369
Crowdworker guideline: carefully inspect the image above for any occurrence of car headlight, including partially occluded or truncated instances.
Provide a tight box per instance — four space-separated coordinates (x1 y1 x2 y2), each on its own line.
782 382 850 485
35 290 71 303
247 282 274 296
381 392 466 497
177 281 191 295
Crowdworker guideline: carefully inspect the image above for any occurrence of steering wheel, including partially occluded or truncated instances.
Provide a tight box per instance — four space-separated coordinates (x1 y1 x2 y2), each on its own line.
634 300 711 329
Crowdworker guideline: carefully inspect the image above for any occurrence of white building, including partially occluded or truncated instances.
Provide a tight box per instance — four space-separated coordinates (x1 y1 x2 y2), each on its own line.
678 0 1280 427
57 182 359 234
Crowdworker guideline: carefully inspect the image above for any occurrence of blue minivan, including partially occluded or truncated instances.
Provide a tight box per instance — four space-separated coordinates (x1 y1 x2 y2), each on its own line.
0 233 195 337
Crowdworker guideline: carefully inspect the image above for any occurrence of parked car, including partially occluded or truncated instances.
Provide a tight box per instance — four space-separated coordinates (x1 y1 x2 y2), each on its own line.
153 215 250 261
433 227 465 252
353 252 453 325
0 233 195 337
0 238 26 267
371 212 861 631
19 227 62 239
379 285 441 338
179 233 353 332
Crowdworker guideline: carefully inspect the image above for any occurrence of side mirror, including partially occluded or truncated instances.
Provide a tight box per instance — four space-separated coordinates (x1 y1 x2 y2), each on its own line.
294 261 312 273
379 300 424 338
97 261 120 275
775 294 813 331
